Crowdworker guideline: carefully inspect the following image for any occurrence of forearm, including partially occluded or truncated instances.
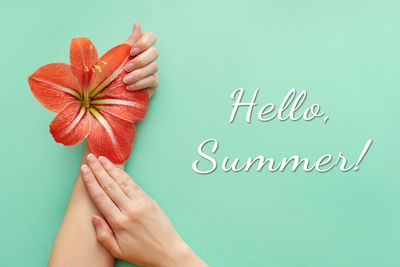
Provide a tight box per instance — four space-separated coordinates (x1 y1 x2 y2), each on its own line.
48 144 122 267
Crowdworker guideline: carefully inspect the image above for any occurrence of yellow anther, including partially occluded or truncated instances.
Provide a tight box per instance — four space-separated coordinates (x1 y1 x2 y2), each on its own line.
94 65 102 73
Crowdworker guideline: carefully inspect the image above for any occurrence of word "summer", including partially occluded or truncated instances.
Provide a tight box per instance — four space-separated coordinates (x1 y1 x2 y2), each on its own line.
192 88 373 174
192 139 372 174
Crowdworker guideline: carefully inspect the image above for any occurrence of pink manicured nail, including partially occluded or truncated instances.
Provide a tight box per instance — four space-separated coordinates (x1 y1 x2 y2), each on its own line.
98 156 110 166
126 84 136 91
87 153 96 164
92 216 101 227
123 74 134 84
131 47 140 56
125 63 135 72
81 165 90 175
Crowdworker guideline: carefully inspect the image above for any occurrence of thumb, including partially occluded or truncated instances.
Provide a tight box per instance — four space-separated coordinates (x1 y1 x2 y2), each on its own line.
92 215 122 257
124 21 142 45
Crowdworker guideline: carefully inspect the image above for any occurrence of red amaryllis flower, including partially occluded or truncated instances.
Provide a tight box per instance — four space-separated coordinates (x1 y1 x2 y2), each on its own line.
28 38 148 164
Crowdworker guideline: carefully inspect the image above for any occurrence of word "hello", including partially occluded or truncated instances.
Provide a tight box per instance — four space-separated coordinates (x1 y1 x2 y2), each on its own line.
229 88 329 124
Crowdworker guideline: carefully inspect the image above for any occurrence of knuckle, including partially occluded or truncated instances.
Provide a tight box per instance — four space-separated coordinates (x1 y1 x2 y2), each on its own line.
146 76 156 85
149 32 156 41
151 47 159 58
127 207 141 220
131 184 141 193
126 198 152 219
146 87 156 96
143 198 155 210
150 75 158 86
152 62 158 71
119 178 131 189
103 182 116 193
118 169 131 181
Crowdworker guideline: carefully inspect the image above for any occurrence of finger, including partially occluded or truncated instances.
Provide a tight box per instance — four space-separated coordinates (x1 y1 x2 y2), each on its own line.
124 47 158 73
81 164 120 218
98 156 142 200
124 21 142 45
145 86 157 97
124 62 158 86
130 31 157 57
92 215 122 257
126 74 159 91
87 154 130 209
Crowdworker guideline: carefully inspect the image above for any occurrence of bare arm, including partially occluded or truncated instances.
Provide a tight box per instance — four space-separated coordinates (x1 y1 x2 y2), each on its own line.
48 144 116 267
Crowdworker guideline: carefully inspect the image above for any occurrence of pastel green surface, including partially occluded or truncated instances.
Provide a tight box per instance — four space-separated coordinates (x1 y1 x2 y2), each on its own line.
1 0 399 266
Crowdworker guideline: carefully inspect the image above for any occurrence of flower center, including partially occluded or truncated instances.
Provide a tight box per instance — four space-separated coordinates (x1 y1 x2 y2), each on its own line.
82 96 91 108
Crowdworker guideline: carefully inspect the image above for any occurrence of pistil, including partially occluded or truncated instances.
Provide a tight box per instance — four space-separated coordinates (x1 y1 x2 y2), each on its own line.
82 66 91 108
81 93 91 108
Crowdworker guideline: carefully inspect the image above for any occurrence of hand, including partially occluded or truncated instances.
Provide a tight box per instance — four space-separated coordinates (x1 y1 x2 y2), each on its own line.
80 154 207 267
124 22 159 97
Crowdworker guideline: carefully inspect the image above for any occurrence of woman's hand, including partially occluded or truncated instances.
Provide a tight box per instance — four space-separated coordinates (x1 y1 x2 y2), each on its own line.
124 22 159 97
80 154 207 267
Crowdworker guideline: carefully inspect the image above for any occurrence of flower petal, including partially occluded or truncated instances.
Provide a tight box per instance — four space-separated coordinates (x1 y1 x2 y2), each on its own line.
91 70 149 123
87 108 136 164
49 102 92 146
28 63 81 113
89 44 132 97
70 38 98 89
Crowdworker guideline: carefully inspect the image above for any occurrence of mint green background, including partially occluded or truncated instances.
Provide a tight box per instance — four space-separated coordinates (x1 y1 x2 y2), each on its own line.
1 0 399 266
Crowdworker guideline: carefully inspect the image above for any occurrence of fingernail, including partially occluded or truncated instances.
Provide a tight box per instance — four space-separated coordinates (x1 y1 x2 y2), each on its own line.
87 153 96 164
126 84 136 91
81 164 90 175
131 47 140 56
123 74 134 84
99 156 110 167
92 216 101 227
125 63 135 72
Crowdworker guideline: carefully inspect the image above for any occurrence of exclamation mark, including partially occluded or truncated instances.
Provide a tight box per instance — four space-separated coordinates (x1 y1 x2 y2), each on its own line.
354 139 373 171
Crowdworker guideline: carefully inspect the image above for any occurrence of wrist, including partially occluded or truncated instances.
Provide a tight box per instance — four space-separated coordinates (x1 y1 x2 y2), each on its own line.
156 241 207 267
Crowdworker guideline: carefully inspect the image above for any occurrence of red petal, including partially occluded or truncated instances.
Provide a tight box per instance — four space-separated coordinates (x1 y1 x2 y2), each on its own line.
91 70 149 123
28 63 81 113
89 44 131 97
87 108 135 164
49 102 92 146
70 38 98 89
